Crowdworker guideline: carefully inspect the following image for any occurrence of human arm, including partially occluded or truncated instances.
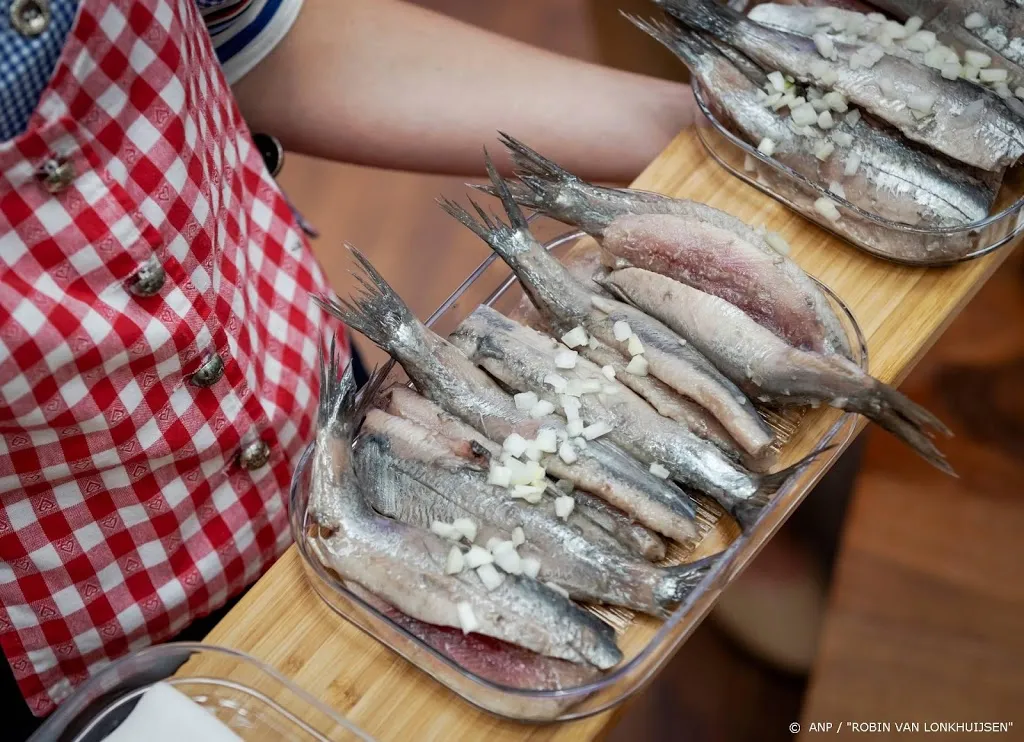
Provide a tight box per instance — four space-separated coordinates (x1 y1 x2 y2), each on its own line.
231 0 697 181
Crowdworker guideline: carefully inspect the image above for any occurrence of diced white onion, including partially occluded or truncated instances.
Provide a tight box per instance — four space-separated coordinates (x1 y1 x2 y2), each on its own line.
832 131 853 147
582 421 613 441
535 429 558 454
818 110 835 129
457 602 478 634
578 380 602 394
529 399 556 418
512 526 525 546
512 485 544 504
829 181 847 199
767 70 787 92
763 91 784 109
908 92 936 113
788 96 806 110
565 419 584 438
464 545 494 569
525 461 546 483
823 91 848 112
941 62 962 80
844 153 862 176
560 326 588 349
809 59 830 80
431 521 459 540
612 320 632 341
649 462 671 479
545 582 570 599
1016 87 1024 100
904 16 923 35
884 19 907 40
543 373 568 393
452 518 477 542
744 154 758 172
765 232 790 255
846 109 861 126
813 33 837 60
994 83 1013 99
964 49 992 69
557 439 579 464
560 393 581 413
980 68 1008 83
554 349 578 369
627 335 645 356
811 97 831 113
492 541 522 575
445 546 464 574
572 437 588 450
903 29 936 52
521 557 541 579
523 440 543 462
554 495 575 520
502 433 528 458
625 355 649 376
820 69 839 86
506 459 534 486
477 563 504 591
513 391 537 411
791 103 819 127
486 537 502 552
601 365 616 381
962 64 981 81
922 47 947 69
814 140 835 161
757 137 777 157
965 12 987 30
487 464 511 488
814 197 842 222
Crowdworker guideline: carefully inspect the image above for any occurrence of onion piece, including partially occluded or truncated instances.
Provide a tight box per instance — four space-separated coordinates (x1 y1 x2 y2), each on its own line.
529 399 556 418
452 518 477 542
649 462 670 479
765 232 790 255
487 464 511 488
558 439 578 464
492 541 522 575
814 197 842 222
829 181 847 199
612 320 632 342
832 131 853 147
560 326 588 349
627 335 645 356
964 49 992 68
964 12 987 30
582 421 613 441
511 526 525 546
554 495 575 520
513 391 538 411
502 433 528 458
463 545 494 569
431 521 459 540
818 110 835 129
477 563 504 591
980 68 1008 83
767 70 787 92
744 154 758 172
565 419 584 438
823 91 848 112
445 546 464 575
535 429 558 454
845 109 861 126
543 373 568 393
521 557 541 579
601 365 616 381
904 16 922 35
791 103 818 127
554 349 578 369
844 153 862 177
908 92 935 113
941 62 962 80
626 355 649 376
757 137 776 157
814 140 835 161
457 602 478 634
813 33 837 60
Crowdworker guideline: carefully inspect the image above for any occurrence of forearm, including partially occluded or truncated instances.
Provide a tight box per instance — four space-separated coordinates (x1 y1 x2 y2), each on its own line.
233 0 695 182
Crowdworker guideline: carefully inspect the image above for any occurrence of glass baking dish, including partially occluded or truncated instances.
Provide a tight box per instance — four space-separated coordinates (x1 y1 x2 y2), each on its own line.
291 230 868 722
691 74 1024 266
29 643 376 742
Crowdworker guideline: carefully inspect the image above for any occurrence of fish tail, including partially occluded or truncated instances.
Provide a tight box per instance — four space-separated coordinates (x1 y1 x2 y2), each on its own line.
313 245 420 354
316 332 388 439
496 132 581 187
656 554 717 608
849 385 956 475
622 13 711 71
654 0 741 39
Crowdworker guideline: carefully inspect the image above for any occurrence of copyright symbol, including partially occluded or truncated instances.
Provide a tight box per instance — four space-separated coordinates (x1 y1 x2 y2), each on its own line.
789 722 801 734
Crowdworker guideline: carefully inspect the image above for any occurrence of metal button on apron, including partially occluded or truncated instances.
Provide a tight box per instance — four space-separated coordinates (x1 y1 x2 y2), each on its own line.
239 440 271 471
252 133 284 177
128 255 166 297
10 0 50 36
190 353 225 387
36 157 75 193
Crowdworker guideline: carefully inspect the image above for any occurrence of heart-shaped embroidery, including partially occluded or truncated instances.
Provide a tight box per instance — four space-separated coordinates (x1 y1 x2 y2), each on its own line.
100 623 118 637
38 605 57 620
123 557 141 573
82 582 99 598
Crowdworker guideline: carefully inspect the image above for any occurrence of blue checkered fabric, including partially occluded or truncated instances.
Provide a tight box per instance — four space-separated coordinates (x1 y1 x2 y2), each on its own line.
1 0 299 141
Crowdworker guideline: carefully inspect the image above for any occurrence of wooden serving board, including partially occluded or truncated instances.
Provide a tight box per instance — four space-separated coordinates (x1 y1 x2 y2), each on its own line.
203 129 1018 742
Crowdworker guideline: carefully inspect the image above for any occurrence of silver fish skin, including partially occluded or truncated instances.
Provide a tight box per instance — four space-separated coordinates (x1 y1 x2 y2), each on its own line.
314 246 692 538
363 407 492 471
308 338 622 669
443 161 774 460
353 433 708 615
937 2 1024 62
383 386 665 559
600 267 954 475
635 20 995 256
474 133 852 359
660 0 1024 171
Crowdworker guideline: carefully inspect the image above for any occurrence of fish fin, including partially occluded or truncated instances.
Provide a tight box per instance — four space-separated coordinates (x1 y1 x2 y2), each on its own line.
657 553 718 608
496 132 580 186
622 13 709 71
313 245 420 354
482 148 532 231
759 444 837 494
875 384 953 437
653 0 740 38
467 179 540 208
316 332 387 440
849 386 956 475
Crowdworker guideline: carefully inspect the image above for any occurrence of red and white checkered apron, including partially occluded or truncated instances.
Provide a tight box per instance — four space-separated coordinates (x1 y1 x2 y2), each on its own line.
0 0 346 715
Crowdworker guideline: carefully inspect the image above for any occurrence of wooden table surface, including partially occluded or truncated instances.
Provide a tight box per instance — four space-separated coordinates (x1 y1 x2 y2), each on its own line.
203 128 1018 742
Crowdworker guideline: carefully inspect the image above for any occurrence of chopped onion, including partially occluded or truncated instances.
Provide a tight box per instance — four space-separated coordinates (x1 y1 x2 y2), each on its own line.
791 103 818 127
811 97 831 113
477 563 504 591
543 373 568 393
908 92 936 113
612 320 632 342
765 232 790 255
829 181 847 199
513 391 538 411
512 484 544 504
523 440 542 461
814 197 842 222
903 29 936 52
506 459 533 486
554 349 578 369
757 137 776 157
456 602 478 634
485 537 502 552
512 526 525 546
965 49 992 69
980 68 1008 83
582 421 613 441
964 12 987 30
788 95 807 110
545 582 570 599
565 419 584 438
867 12 885 23
601 365 616 381
431 521 459 540
649 462 671 479
904 16 923 35
941 62 962 80
572 437 588 450
560 394 581 415
1016 87 1024 100
814 140 835 161
452 518 477 542
535 429 558 454
557 439 578 464
824 91 848 112
560 326 588 349
529 399 556 418
554 495 575 520
521 557 541 579
625 355 649 376
844 152 862 176
627 335 645 356
809 59 829 80
464 545 494 569
525 461 546 483
764 91 784 109
492 541 522 575
922 47 948 69
744 154 758 172
962 64 981 81
832 131 853 147
820 69 839 86
846 109 861 126
487 464 511 488
818 110 835 129
813 33 837 60
445 546 464 575
767 70 787 92
502 433 528 458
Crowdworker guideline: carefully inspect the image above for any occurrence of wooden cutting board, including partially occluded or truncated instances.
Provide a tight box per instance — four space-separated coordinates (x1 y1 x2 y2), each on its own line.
202 128 1018 742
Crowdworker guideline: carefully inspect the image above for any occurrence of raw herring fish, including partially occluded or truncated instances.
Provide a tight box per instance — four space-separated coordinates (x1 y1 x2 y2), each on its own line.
510 238 611 331
314 247 694 543
633 21 995 260
360 405 661 560
659 0 1024 172
354 430 709 615
478 133 852 359
450 304 746 534
599 267 954 474
383 386 666 560
307 338 621 669
934 3 1024 68
446 156 776 461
